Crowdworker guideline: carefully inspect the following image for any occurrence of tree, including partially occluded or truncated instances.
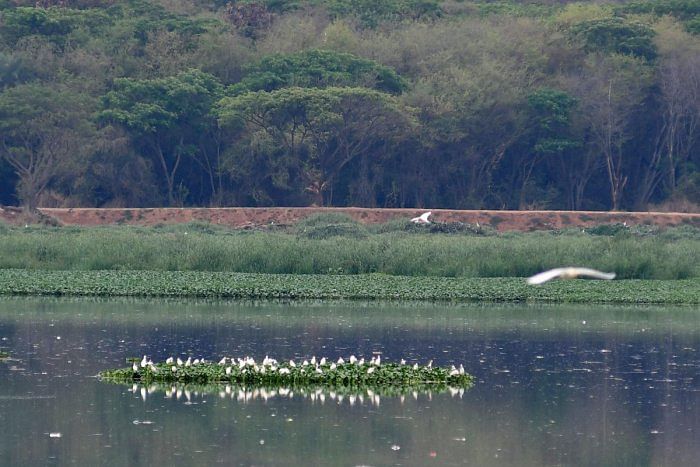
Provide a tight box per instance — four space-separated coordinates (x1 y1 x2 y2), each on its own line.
638 20 700 206
516 88 580 209
70 125 160 207
99 69 223 205
565 54 653 210
230 49 407 95
217 86 412 205
0 83 94 209
225 1 274 39
569 17 657 61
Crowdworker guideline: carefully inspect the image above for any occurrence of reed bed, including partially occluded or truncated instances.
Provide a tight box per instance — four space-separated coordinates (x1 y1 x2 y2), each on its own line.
0 221 698 279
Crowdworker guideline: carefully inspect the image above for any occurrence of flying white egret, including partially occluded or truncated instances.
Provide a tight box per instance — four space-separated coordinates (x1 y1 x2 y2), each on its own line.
527 267 616 285
410 211 432 224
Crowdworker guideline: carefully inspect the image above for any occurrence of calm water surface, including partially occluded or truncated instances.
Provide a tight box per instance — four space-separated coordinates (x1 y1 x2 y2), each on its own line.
0 298 699 466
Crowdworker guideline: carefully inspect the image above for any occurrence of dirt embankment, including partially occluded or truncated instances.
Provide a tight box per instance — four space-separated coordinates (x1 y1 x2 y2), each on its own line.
1 206 698 231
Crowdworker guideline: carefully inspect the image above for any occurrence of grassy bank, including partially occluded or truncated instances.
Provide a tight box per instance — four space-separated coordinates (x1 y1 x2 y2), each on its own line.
1 270 698 304
1 218 699 279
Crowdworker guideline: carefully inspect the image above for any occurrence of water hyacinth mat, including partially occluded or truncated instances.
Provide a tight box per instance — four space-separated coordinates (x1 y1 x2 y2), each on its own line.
100 355 474 392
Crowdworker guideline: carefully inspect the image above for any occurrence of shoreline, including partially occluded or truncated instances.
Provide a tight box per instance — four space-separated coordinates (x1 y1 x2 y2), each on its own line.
3 206 699 231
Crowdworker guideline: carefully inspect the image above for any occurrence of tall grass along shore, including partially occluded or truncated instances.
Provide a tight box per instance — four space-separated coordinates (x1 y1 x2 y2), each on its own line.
1 215 698 280
1 215 698 304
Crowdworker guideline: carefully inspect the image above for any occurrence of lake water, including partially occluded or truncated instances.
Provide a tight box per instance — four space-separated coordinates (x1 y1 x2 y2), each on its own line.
0 298 699 466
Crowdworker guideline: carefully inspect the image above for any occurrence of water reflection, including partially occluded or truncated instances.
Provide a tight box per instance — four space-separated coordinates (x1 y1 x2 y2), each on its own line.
0 297 699 466
119 382 465 408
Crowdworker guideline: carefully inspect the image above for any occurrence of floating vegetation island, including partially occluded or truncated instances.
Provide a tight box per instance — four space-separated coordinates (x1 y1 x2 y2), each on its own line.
100 355 474 392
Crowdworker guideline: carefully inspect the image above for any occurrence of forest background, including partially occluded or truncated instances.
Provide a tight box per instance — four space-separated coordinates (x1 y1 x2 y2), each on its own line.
1 0 699 212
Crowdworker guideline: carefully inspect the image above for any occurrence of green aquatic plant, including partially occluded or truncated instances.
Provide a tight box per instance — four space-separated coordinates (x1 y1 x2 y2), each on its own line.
99 355 474 391
1 269 698 304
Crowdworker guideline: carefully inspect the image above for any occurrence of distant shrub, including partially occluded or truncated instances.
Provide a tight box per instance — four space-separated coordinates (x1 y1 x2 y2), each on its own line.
568 17 657 61
295 212 358 228
426 222 493 235
159 221 232 235
295 212 368 239
585 223 630 236
659 225 700 241
298 222 369 239
372 218 494 235
616 0 700 20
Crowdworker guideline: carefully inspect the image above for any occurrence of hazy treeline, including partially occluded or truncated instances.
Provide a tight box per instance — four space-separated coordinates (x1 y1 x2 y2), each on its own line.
0 0 699 210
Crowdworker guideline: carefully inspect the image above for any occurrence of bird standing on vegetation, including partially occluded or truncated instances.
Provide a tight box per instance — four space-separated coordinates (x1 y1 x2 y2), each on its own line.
410 212 432 224
527 267 616 285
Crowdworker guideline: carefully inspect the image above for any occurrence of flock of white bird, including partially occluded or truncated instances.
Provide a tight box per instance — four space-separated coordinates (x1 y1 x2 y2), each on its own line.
410 211 617 285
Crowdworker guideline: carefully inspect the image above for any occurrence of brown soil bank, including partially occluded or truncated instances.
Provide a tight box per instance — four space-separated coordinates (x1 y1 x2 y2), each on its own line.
1 207 697 231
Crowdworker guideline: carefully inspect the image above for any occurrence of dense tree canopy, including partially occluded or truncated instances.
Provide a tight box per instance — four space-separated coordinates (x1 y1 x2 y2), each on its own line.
0 0 699 211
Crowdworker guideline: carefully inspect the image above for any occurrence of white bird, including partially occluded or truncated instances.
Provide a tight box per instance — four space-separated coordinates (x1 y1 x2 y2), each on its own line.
410 211 432 224
527 267 616 285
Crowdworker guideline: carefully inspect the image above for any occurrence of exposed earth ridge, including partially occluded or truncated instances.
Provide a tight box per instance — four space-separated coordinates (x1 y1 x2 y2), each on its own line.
1 207 698 231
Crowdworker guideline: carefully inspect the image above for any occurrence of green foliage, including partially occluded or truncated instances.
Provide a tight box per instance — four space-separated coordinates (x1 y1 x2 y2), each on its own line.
0 83 95 207
315 0 442 27
569 17 657 60
527 88 581 155
0 53 33 89
111 0 222 44
0 7 112 46
295 213 369 239
0 225 698 279
229 49 407 95
686 16 700 34
226 0 442 27
585 223 630 236
616 0 700 20
374 220 495 235
297 222 369 239
0 269 698 303
218 86 411 205
100 69 223 205
101 69 223 133
474 1 558 18
295 212 358 227
528 88 577 132
0 0 699 210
